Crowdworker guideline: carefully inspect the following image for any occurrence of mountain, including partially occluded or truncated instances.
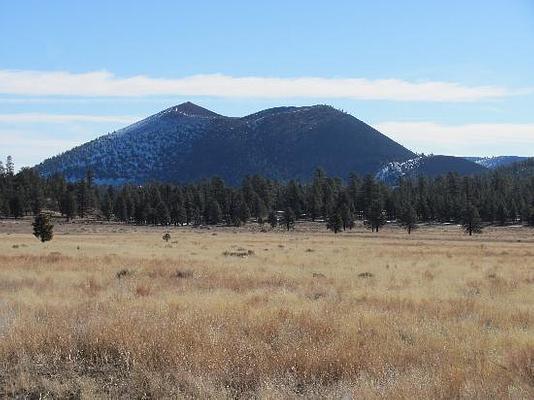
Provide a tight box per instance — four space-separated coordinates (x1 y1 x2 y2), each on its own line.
495 157 534 177
464 156 529 169
376 155 488 184
36 102 417 184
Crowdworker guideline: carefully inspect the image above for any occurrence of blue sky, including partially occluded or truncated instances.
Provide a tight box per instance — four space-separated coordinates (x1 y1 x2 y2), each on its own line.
1 0 534 168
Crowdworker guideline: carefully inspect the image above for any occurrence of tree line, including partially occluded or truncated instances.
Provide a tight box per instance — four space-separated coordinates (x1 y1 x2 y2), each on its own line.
2 156 534 235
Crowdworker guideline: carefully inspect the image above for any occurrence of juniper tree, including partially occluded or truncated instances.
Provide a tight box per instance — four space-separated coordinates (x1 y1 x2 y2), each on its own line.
32 213 54 243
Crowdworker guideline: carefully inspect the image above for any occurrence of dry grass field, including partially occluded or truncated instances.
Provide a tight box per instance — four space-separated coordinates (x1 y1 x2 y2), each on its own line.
0 219 533 399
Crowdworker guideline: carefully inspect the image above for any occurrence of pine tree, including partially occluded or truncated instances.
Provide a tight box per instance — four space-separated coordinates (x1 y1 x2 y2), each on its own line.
9 195 24 218
364 199 386 232
461 203 483 236
5 156 14 175
32 213 54 242
268 210 278 228
527 206 534 227
398 203 418 234
339 203 354 230
254 196 267 224
156 201 170 225
281 207 295 231
239 202 250 224
100 192 114 221
60 191 77 221
208 199 222 225
327 212 343 233
496 202 508 226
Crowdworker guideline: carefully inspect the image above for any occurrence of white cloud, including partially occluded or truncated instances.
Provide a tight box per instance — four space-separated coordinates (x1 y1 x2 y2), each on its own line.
0 113 139 124
0 69 522 102
375 121 534 156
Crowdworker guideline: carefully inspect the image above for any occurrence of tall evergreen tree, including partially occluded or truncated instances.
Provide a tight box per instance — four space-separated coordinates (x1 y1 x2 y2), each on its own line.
398 203 418 234
208 199 223 225
268 210 278 228
365 199 386 232
461 203 483 236
60 191 77 221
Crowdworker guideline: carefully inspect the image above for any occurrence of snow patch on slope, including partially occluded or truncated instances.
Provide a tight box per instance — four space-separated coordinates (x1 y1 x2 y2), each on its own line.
375 156 424 183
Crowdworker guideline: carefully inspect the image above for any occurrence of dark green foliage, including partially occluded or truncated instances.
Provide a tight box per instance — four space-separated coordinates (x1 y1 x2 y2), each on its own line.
207 199 223 225
155 202 170 225
281 207 295 231
100 190 114 221
496 202 508 226
398 203 418 234
528 206 534 227
60 191 77 221
268 211 278 228
462 203 483 236
365 199 386 233
327 212 343 234
3 155 534 238
32 213 54 243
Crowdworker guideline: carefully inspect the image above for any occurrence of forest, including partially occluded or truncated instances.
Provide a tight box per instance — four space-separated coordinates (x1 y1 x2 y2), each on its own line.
1 156 534 235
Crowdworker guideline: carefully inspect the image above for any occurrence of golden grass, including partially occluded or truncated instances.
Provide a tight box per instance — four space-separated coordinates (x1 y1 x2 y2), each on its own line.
0 222 532 399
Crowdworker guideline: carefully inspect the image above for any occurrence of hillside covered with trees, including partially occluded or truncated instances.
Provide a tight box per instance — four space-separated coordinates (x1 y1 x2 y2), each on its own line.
3 156 534 234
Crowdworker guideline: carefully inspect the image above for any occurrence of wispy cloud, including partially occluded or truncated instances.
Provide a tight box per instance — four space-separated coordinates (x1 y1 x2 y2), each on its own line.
375 121 534 156
0 69 524 102
0 113 139 124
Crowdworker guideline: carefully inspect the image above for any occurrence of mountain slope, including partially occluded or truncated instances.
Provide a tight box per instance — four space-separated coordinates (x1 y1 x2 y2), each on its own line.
376 155 488 184
36 103 416 184
495 157 534 177
464 156 529 169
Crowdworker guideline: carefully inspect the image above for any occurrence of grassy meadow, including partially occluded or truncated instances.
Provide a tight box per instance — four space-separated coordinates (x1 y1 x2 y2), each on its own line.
0 219 533 399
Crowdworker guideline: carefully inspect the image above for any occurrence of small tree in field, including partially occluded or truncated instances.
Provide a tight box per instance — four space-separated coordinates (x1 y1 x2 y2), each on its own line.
327 212 343 234
398 203 418 234
462 203 483 236
162 233 171 242
268 210 278 228
32 213 54 243
281 207 295 231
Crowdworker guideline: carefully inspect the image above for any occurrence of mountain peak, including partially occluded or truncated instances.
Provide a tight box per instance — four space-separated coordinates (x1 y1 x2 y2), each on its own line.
164 102 221 118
